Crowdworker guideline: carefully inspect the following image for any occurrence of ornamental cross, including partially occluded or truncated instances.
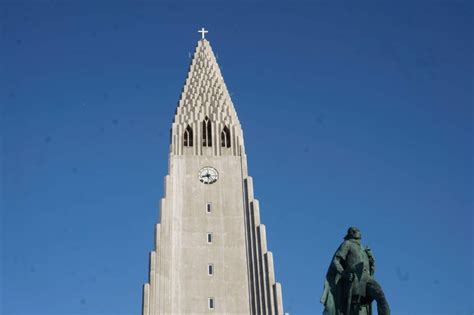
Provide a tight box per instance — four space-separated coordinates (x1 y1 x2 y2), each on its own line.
198 27 208 39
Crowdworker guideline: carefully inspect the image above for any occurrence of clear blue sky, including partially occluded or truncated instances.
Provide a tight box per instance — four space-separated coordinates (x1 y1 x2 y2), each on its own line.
1 1 472 314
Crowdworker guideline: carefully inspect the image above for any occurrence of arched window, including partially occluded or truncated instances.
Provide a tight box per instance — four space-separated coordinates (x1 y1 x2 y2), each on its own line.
221 126 231 148
184 125 193 147
202 117 212 147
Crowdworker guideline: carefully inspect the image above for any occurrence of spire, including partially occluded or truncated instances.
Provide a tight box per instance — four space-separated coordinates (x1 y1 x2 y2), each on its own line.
171 33 244 156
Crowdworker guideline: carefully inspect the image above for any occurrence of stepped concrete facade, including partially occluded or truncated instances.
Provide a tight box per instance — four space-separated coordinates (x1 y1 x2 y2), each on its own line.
142 36 284 314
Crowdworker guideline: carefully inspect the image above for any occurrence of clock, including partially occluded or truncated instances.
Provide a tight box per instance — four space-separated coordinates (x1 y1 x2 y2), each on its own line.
198 167 219 184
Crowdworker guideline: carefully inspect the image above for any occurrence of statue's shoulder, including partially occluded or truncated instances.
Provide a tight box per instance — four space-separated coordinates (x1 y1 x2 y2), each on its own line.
342 239 364 252
334 240 362 259
335 240 355 255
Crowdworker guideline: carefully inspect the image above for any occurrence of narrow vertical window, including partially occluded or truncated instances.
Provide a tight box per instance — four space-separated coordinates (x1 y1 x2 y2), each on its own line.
221 126 231 148
208 297 215 310
207 233 213 244
206 203 211 213
183 125 193 147
202 116 212 147
208 264 214 276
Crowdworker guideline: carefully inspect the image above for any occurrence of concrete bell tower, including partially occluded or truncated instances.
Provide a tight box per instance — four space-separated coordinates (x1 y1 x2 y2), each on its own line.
141 30 284 314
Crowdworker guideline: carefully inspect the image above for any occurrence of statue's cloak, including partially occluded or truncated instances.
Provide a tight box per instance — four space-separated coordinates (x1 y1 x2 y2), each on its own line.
320 261 344 315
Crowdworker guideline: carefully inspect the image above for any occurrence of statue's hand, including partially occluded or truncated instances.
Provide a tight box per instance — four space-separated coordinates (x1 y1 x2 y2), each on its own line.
342 270 354 282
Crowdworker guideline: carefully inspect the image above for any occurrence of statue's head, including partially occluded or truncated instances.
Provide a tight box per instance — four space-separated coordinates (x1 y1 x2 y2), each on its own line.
344 226 361 240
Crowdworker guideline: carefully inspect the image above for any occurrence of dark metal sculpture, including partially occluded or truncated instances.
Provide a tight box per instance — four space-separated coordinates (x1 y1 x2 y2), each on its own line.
321 227 390 315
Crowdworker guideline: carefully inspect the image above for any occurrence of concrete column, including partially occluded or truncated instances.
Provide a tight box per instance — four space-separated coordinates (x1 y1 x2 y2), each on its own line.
154 224 162 313
252 200 261 227
192 121 198 156
245 177 254 201
155 223 161 253
212 120 217 156
265 252 276 315
258 225 269 314
251 201 263 314
274 282 284 315
177 124 183 155
216 122 221 156
142 283 150 315
158 198 168 313
197 119 202 155
231 125 237 156
149 251 156 315
244 178 257 313
159 198 165 224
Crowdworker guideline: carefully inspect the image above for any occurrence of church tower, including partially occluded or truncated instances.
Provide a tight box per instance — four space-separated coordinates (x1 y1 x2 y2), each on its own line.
142 30 284 314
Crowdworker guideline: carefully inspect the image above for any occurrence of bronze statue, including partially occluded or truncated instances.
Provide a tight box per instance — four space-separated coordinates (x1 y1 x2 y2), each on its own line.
320 227 390 315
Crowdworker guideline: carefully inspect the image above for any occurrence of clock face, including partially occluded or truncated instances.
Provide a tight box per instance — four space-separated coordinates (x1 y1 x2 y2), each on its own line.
198 167 219 184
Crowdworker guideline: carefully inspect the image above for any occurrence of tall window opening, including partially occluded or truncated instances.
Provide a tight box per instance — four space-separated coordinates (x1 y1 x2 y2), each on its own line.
202 117 212 147
221 126 231 148
207 233 213 244
208 264 214 276
206 203 212 213
183 125 193 147
208 298 215 310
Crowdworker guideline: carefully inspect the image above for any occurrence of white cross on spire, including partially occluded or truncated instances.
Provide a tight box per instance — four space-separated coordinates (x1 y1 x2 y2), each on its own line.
198 27 208 40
